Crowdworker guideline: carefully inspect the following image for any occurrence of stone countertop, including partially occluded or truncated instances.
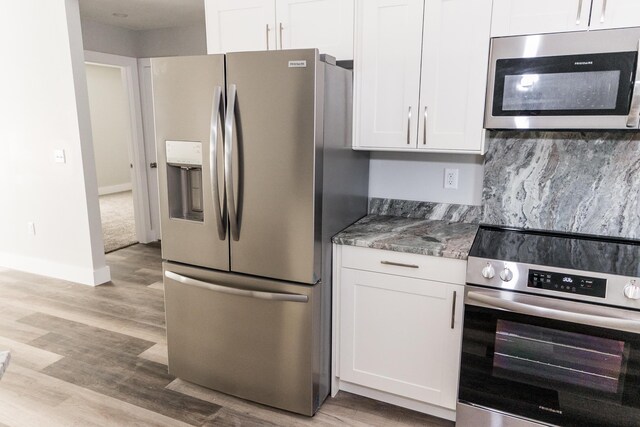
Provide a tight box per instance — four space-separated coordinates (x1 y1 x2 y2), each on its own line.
0 351 10 380
333 215 479 260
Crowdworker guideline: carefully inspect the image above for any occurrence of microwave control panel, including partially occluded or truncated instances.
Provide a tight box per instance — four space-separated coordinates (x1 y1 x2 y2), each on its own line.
528 269 607 298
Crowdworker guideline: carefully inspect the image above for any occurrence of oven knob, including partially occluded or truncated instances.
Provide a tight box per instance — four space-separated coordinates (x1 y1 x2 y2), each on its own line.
624 281 640 300
481 263 495 279
500 267 514 282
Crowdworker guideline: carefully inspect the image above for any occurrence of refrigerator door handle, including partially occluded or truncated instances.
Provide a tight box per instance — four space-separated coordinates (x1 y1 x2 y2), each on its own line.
210 85 227 240
165 270 309 303
224 84 240 241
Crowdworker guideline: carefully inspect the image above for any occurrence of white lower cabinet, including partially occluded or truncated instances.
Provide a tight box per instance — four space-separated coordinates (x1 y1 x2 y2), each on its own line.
333 245 465 420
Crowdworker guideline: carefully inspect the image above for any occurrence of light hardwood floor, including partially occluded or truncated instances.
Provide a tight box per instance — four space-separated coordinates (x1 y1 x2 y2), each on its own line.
0 243 454 427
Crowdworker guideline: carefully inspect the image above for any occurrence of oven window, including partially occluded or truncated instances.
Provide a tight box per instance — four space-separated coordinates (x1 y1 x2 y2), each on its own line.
459 304 640 426
502 71 621 111
493 320 625 393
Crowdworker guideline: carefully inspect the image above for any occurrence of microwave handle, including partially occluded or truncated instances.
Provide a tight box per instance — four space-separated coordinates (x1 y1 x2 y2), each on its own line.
467 291 640 334
626 40 640 128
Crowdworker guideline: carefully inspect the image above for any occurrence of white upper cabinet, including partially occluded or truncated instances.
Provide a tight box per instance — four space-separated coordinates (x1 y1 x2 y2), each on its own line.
353 0 425 150
205 0 277 53
491 0 590 37
205 0 355 59
353 0 490 153
492 0 640 37
276 0 354 60
589 0 640 30
418 0 492 152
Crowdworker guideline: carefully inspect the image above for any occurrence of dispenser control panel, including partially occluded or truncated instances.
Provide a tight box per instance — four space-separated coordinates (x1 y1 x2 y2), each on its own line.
166 140 202 166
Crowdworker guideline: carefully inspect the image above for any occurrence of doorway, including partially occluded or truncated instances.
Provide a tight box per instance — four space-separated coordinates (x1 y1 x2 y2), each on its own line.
84 51 155 253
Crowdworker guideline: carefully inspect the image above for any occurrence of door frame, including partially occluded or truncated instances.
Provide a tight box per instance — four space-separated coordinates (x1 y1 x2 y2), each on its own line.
84 50 155 244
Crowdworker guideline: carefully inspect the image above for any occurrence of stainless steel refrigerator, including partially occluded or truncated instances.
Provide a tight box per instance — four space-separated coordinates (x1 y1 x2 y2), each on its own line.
151 49 368 416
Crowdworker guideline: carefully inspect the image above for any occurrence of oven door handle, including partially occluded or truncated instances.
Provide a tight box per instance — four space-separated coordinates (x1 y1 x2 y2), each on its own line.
467 291 640 333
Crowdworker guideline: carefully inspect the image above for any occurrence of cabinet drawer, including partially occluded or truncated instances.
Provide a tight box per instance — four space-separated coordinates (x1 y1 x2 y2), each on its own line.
340 245 466 284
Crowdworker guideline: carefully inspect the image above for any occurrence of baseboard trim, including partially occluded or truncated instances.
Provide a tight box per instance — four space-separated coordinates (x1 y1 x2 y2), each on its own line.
337 380 456 421
0 252 111 286
98 183 132 196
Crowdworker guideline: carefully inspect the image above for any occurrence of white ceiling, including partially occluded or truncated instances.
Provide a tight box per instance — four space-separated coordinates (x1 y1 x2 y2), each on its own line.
78 0 205 31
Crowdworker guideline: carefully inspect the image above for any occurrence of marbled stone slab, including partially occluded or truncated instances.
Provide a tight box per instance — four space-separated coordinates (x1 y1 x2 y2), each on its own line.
483 131 640 239
333 215 479 260
0 351 10 379
369 198 483 223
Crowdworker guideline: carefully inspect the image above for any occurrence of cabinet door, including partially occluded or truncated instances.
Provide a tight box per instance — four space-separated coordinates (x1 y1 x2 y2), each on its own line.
275 0 354 60
590 0 640 30
491 0 590 37
205 0 276 54
353 0 424 150
339 268 464 409
417 0 491 153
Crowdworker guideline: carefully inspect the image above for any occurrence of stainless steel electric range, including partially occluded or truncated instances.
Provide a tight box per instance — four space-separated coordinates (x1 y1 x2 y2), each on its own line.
457 226 640 427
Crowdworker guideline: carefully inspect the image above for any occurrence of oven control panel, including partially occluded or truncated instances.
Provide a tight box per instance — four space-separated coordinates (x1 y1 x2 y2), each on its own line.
528 269 606 298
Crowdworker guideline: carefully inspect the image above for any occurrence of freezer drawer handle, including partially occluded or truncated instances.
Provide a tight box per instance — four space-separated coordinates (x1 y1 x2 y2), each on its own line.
467 291 640 333
165 271 309 303
210 85 227 240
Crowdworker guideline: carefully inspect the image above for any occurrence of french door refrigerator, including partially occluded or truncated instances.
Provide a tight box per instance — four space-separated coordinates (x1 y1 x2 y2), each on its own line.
151 49 368 416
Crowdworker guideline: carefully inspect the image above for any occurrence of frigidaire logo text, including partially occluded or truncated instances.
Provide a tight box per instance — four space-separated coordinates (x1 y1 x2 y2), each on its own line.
539 406 563 415
574 61 594 65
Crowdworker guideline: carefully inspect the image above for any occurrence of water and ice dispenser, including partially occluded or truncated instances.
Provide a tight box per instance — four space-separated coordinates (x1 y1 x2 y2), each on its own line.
165 140 204 222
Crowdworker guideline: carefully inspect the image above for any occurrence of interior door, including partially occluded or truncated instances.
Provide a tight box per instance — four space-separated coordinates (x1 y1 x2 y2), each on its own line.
205 0 276 54
275 0 355 60
225 49 321 284
152 55 229 271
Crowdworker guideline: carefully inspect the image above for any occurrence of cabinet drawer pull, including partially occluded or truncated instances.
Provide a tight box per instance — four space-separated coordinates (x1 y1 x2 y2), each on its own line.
451 290 457 329
380 260 419 269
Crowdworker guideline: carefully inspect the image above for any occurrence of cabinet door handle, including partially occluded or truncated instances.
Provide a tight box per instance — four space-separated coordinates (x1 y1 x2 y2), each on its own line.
406 106 412 145
380 260 419 269
576 0 583 25
451 291 457 329
279 22 284 49
266 24 270 50
423 106 428 145
600 0 608 23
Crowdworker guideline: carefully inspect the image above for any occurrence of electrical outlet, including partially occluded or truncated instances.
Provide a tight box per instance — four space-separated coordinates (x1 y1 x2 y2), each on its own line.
27 222 36 236
444 168 459 189
54 149 66 163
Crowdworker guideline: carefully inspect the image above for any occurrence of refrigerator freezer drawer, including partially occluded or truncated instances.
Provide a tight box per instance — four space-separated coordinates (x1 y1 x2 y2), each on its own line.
163 262 323 416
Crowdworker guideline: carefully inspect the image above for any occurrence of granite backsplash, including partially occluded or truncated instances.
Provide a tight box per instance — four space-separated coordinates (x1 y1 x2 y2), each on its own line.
369 131 640 240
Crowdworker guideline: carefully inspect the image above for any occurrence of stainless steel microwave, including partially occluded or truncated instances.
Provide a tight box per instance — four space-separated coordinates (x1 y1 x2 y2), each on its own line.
485 27 640 130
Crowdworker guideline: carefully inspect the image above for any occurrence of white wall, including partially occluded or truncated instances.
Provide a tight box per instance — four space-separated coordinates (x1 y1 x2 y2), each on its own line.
137 23 207 58
85 64 132 194
80 18 207 58
369 153 484 205
80 18 138 57
0 0 110 285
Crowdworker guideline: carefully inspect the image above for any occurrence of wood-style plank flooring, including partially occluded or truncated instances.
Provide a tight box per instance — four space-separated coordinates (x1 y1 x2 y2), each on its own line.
0 243 454 426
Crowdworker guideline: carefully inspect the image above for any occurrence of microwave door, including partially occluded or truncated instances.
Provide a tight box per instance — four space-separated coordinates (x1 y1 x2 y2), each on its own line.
484 28 640 130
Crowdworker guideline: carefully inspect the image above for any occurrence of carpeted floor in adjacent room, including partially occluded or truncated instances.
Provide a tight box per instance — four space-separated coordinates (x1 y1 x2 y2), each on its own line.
99 190 137 253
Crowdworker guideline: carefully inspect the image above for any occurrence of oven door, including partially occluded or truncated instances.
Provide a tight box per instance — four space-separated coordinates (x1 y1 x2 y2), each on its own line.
459 287 640 427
